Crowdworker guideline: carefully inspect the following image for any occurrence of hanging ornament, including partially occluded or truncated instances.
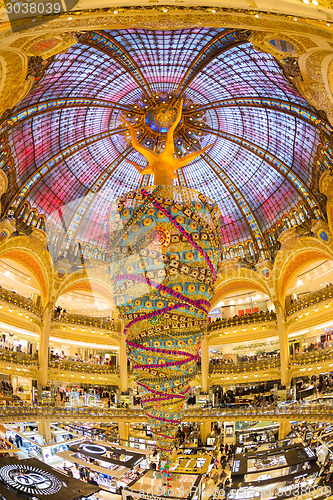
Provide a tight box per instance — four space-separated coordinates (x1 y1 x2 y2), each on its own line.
108 185 221 456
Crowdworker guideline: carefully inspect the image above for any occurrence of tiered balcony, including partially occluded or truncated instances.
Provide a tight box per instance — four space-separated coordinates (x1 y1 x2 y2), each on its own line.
286 284 333 316
208 310 276 331
0 403 332 424
0 289 41 316
0 348 38 366
52 312 119 331
48 358 118 374
290 347 333 366
209 356 280 374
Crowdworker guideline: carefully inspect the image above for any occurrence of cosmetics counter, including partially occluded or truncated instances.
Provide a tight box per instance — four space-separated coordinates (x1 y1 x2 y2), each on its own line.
53 422 118 441
235 436 301 456
0 435 19 456
57 440 150 494
121 442 216 500
169 454 213 475
296 383 315 401
178 436 220 459
4 424 85 463
230 444 320 500
122 469 203 500
307 424 333 467
236 424 279 448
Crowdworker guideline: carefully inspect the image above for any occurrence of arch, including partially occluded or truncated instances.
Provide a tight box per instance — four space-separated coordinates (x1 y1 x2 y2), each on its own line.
0 50 32 118
273 236 333 305
211 264 272 310
0 236 54 307
298 49 333 122
54 271 114 307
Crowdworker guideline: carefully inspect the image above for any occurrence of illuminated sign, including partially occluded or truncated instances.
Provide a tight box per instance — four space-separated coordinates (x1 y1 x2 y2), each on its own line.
0 464 62 495
80 444 106 454
304 447 315 458
232 460 240 473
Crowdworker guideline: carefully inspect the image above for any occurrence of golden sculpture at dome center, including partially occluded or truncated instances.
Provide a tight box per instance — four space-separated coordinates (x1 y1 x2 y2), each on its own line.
121 99 214 186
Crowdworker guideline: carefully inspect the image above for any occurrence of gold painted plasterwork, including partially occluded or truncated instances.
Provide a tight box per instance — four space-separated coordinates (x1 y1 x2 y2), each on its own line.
0 6 332 119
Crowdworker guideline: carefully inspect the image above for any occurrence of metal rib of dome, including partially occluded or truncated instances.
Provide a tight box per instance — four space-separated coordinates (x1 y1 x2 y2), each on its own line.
1 27 331 261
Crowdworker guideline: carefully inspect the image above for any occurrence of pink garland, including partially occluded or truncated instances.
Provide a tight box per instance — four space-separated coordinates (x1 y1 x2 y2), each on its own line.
141 187 217 281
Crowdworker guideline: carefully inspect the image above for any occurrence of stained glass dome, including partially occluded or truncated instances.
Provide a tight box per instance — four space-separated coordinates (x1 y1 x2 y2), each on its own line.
1 28 331 262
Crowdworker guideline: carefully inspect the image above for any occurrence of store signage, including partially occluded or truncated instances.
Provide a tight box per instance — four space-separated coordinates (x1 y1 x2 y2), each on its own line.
0 464 62 495
232 460 240 473
304 446 315 458
305 431 313 443
80 444 106 455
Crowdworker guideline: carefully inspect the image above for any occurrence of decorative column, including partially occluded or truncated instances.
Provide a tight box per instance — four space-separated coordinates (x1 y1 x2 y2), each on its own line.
199 422 210 445
278 420 291 440
0 170 16 240
119 320 128 393
276 303 289 387
118 422 129 443
319 171 333 238
38 303 53 387
38 420 51 444
201 332 209 393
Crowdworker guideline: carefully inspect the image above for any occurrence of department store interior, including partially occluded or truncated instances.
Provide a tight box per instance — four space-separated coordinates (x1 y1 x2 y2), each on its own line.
1 1 333 499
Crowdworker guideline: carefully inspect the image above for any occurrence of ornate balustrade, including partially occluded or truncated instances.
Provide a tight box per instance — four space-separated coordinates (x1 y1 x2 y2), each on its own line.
208 310 276 331
0 288 41 316
0 348 38 366
49 359 118 374
209 357 280 374
52 312 120 331
0 404 331 423
286 284 333 316
290 347 333 366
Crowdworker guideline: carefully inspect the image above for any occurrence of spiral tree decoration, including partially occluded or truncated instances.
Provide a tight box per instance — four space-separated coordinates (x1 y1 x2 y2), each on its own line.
108 185 221 455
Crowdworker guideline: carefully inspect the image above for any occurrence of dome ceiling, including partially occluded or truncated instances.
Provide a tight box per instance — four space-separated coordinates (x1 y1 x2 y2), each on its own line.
0 28 331 262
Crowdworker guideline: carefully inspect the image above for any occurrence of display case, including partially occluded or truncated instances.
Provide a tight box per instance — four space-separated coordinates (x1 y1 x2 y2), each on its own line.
122 469 203 500
230 444 320 500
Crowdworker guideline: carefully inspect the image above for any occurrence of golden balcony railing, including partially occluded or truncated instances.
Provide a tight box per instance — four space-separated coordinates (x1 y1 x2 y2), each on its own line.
52 312 120 331
286 284 333 316
48 359 118 374
290 347 333 366
0 403 331 422
0 288 41 316
209 356 280 374
208 310 276 331
0 348 38 367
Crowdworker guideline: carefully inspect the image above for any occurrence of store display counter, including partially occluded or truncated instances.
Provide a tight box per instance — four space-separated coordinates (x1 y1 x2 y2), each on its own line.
232 444 316 476
237 424 279 447
230 444 319 500
129 435 156 451
235 437 301 456
169 454 212 475
5 423 85 463
57 440 149 495
229 464 320 500
297 384 315 400
0 436 19 455
122 469 202 500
